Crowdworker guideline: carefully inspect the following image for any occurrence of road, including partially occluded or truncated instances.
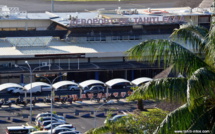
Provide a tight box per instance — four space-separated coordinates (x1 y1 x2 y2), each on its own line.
0 0 203 12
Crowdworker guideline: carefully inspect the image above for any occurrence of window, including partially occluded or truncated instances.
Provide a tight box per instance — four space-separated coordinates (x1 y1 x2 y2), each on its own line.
7 130 29 134
101 36 106 41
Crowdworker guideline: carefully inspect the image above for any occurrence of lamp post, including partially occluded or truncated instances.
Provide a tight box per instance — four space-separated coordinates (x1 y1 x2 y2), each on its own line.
39 73 67 133
94 100 114 128
15 61 50 124
51 0 54 12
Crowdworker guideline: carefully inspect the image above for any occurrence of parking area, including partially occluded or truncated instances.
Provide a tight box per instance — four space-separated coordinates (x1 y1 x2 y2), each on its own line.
0 99 156 133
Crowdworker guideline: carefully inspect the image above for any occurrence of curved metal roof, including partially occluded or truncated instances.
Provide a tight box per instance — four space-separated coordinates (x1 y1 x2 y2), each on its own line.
105 78 131 88
52 80 78 89
0 83 23 91
79 79 104 88
131 77 152 86
24 82 51 90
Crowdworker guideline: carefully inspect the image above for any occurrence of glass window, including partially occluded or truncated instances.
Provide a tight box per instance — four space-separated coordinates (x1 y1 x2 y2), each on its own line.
112 36 118 40
95 36 100 41
8 130 29 134
101 36 106 41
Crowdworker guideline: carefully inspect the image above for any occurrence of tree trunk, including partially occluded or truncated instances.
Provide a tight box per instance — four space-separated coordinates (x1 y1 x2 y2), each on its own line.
137 99 145 111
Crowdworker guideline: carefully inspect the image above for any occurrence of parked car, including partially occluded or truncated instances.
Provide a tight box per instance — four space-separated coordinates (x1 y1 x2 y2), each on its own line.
55 124 74 129
83 85 105 94
30 131 49 134
104 114 128 124
7 87 23 93
43 122 63 130
59 130 81 134
36 112 65 120
68 85 80 91
6 126 36 134
41 120 65 128
36 117 66 127
41 85 52 91
12 87 41 95
56 85 80 91
47 127 76 134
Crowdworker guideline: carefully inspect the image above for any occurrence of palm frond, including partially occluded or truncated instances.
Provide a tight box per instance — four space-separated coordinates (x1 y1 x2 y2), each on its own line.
188 105 215 131
126 39 208 76
205 26 215 67
154 102 210 134
187 68 215 107
127 78 187 103
211 122 215 134
92 126 111 134
170 23 208 53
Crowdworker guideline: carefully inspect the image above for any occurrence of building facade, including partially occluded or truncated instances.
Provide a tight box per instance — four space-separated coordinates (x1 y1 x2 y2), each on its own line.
0 5 213 84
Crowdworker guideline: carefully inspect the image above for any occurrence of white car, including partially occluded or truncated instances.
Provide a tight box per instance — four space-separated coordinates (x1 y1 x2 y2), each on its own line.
12 87 41 95
7 87 23 93
41 120 65 128
36 112 65 120
55 124 74 129
36 117 66 127
56 85 79 91
6 126 36 134
59 131 81 134
48 127 76 134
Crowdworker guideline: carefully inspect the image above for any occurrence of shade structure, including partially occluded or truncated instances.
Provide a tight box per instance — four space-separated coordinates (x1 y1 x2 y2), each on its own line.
79 79 104 88
52 80 78 89
131 77 153 86
0 83 23 91
24 82 51 90
105 78 131 88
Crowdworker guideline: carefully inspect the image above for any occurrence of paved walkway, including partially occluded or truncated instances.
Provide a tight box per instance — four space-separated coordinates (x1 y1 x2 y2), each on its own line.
0 98 134 111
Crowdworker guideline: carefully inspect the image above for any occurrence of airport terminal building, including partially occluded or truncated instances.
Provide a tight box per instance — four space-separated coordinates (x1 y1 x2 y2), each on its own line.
0 5 213 83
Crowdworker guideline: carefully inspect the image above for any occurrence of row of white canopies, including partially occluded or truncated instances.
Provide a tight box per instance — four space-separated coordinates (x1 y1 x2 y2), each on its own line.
0 77 153 92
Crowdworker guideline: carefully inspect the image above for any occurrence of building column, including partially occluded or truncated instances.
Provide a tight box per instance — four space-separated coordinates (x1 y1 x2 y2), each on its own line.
95 72 99 80
124 70 127 79
20 74 24 84
131 70 134 80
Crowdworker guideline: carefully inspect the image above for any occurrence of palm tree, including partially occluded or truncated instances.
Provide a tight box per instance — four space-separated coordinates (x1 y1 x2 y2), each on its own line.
126 23 215 133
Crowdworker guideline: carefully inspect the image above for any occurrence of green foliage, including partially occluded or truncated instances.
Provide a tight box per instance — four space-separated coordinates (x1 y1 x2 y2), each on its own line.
128 78 187 103
34 126 41 131
125 22 215 134
85 108 167 134
52 111 57 114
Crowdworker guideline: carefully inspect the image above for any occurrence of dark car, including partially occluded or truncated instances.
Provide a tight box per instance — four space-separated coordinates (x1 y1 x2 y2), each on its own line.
83 85 105 94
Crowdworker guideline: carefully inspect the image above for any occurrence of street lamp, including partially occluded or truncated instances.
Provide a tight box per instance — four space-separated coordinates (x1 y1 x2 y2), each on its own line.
15 61 50 124
39 73 67 133
51 0 54 12
94 100 114 128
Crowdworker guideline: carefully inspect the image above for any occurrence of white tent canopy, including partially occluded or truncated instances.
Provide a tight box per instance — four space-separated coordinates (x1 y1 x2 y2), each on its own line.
131 77 153 86
52 80 78 89
24 82 51 90
79 79 104 88
105 78 131 88
0 83 23 91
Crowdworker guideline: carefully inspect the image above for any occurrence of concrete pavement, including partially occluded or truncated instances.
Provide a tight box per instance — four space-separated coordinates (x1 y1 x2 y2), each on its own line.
0 98 135 111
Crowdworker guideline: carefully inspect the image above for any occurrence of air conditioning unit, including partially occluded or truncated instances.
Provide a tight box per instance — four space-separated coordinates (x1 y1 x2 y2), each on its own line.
42 62 48 66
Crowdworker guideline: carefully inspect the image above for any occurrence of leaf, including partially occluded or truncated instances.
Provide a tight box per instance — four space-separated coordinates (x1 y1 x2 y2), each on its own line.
187 68 215 108
126 39 208 76
127 78 187 103
170 23 208 53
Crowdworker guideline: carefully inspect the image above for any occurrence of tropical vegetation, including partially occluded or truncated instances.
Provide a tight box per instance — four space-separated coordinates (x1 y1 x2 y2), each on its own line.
85 109 167 134
126 22 215 134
